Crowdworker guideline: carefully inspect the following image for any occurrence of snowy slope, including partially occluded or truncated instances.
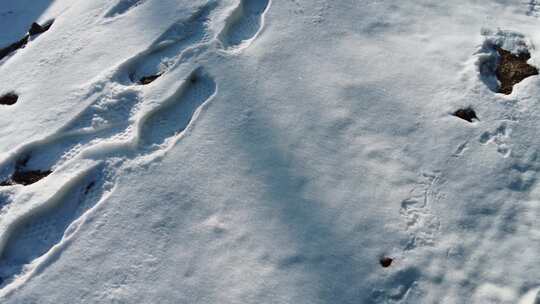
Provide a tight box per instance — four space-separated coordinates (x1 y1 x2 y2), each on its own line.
0 0 540 303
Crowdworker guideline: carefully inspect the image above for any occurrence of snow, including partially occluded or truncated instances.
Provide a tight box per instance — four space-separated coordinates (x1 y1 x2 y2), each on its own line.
0 0 539 303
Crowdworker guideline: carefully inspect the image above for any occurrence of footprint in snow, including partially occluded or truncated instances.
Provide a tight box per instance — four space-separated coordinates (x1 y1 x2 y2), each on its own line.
218 0 271 51
117 2 218 85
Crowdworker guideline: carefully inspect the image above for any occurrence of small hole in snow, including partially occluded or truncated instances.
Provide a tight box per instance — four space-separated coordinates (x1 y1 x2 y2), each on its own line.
0 93 18 105
453 108 479 123
380 257 393 268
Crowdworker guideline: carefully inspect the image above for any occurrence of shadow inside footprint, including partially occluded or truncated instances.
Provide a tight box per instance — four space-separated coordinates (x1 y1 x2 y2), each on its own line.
138 74 162 85
0 156 52 186
0 165 105 286
138 68 216 148
0 170 52 186
496 47 538 94
219 0 271 49
0 93 18 105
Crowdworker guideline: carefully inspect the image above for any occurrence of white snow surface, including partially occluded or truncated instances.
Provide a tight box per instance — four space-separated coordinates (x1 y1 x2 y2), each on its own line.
0 0 539 303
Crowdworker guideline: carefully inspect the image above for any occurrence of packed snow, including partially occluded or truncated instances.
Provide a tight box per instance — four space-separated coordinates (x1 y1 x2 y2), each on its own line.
0 0 539 303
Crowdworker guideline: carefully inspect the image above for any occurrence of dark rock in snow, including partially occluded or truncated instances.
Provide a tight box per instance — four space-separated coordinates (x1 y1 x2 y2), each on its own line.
380 257 393 268
28 20 54 36
0 93 19 105
496 47 539 95
453 107 479 123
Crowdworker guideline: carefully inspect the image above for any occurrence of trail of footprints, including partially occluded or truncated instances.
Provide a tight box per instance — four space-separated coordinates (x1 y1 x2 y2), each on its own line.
0 0 270 289
479 122 512 157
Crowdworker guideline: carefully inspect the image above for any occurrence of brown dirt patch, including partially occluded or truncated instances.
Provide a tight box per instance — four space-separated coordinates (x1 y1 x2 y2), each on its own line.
496 47 539 94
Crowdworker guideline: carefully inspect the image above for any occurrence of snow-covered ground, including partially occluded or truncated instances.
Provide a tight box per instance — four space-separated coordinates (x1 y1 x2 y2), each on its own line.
0 0 539 303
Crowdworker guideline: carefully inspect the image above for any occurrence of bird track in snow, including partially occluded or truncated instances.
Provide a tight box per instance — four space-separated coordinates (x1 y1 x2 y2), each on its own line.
400 172 441 251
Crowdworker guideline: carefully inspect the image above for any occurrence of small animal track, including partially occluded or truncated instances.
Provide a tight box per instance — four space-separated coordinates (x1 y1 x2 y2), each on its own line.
526 0 540 17
0 164 107 287
119 2 217 84
479 123 511 157
138 68 216 148
0 20 54 62
288 0 305 15
104 0 147 18
400 173 441 250
218 0 271 51
0 93 18 106
453 141 469 157
370 267 421 303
